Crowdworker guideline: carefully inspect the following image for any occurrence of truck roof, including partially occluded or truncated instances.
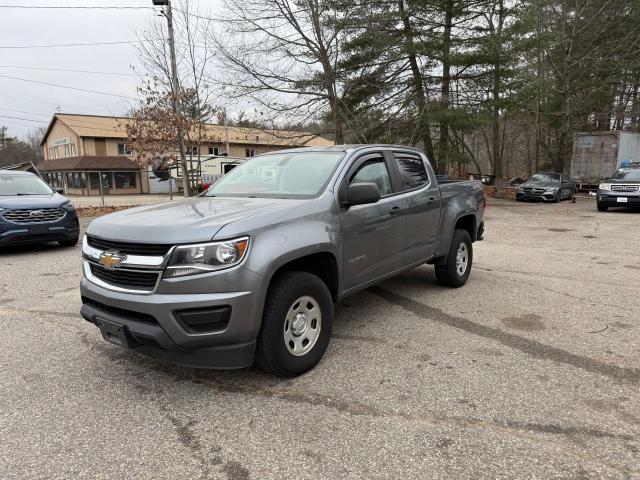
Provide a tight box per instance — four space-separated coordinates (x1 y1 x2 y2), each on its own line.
270 144 424 155
0 169 36 176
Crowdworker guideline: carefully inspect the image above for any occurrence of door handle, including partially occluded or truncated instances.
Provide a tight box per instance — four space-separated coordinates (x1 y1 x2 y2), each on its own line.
389 206 402 215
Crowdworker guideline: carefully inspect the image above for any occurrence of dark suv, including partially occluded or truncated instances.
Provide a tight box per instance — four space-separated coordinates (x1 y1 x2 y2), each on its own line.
597 164 640 212
0 170 79 247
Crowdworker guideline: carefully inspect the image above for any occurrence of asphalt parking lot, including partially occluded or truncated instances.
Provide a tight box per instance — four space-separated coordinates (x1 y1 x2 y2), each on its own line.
1 198 639 479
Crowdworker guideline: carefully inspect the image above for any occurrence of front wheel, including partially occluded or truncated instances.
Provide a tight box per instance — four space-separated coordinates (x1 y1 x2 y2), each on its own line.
597 204 608 212
435 229 473 288
255 271 333 377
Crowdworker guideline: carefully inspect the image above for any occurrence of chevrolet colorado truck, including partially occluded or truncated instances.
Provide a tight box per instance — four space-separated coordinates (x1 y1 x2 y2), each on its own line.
80 145 485 376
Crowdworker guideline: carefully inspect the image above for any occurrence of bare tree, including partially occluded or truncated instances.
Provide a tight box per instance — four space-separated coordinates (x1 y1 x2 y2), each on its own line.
210 0 352 144
134 0 217 194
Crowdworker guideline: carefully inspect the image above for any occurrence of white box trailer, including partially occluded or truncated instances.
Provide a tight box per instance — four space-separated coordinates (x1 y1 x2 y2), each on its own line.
570 131 640 189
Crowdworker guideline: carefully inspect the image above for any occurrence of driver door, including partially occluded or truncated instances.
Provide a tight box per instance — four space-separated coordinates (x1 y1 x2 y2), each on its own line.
340 153 405 291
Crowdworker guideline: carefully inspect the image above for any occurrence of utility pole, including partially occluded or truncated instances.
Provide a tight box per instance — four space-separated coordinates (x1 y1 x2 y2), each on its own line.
223 107 230 155
155 0 191 196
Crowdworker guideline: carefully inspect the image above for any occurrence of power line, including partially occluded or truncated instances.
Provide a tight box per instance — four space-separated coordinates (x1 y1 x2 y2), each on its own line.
0 107 51 118
0 39 163 49
0 114 47 124
0 74 137 100
0 65 144 77
0 5 153 10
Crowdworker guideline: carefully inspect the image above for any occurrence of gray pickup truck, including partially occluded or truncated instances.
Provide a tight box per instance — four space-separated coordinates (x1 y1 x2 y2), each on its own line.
80 145 485 376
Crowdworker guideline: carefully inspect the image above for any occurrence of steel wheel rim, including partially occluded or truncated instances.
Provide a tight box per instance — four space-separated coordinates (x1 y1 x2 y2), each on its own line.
455 242 468 276
283 295 321 356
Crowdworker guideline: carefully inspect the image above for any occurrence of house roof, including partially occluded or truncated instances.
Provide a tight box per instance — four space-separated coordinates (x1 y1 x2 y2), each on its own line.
37 155 140 171
41 113 333 148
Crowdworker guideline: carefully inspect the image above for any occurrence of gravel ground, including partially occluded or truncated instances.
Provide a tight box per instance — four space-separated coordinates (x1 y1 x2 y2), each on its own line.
0 198 638 479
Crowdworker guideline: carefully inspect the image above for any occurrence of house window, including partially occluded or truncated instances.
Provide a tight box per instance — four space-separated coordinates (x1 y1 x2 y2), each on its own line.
100 172 113 189
191 146 199 156
48 146 59 159
89 172 100 190
245 148 256 157
63 143 76 157
208 146 219 156
117 143 133 155
115 172 137 189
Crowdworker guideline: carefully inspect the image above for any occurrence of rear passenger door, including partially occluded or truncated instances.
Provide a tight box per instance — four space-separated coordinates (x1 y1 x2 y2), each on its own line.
388 151 441 265
340 152 405 291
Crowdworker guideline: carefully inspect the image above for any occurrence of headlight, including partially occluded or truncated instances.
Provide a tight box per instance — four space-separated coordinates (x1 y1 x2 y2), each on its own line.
60 201 75 211
545 187 557 192
164 236 249 278
599 183 611 191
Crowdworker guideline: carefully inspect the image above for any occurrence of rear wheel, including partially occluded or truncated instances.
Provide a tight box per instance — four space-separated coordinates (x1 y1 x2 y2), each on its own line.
435 229 473 288
255 271 333 377
597 204 608 212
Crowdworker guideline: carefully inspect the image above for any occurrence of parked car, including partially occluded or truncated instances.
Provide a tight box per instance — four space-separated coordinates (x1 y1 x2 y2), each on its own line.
516 173 576 202
0 169 79 247
597 163 640 212
80 145 485 376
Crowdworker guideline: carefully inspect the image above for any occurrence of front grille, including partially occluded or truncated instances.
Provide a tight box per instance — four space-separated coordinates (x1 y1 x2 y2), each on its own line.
82 296 158 324
89 264 160 291
9 233 63 243
87 235 172 256
2 208 65 224
611 184 639 192
523 187 545 195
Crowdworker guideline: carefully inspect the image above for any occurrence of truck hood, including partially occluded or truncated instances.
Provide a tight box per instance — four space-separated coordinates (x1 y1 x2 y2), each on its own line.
86 196 302 244
0 193 68 210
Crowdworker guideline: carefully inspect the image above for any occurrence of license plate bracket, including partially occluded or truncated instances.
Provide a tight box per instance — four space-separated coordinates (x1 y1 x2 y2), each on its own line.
617 197 628 203
96 317 137 349
29 224 49 234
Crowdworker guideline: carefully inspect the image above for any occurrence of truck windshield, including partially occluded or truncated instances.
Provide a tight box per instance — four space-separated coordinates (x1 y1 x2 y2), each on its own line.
611 169 640 181
529 174 560 183
0 174 54 196
206 152 344 198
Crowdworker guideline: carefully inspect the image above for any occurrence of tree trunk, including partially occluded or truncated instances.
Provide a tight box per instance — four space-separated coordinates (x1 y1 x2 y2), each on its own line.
437 0 454 175
399 0 435 161
491 0 505 177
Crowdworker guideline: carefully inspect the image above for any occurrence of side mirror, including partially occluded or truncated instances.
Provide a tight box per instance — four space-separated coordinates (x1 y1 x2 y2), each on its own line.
344 182 381 207
54 187 64 194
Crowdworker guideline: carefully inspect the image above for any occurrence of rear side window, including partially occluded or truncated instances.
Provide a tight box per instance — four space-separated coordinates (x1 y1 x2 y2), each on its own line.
393 153 429 190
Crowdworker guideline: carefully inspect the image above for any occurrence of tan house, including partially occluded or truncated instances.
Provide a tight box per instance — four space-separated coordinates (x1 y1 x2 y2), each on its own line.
38 113 332 195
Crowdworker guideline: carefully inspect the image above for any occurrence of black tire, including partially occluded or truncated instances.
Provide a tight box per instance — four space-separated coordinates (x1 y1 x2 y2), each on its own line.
597 204 608 212
255 271 333 377
435 229 473 288
58 235 79 247
554 192 560 203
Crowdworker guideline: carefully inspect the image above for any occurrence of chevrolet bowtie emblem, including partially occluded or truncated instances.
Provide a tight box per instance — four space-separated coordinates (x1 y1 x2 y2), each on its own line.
99 251 126 270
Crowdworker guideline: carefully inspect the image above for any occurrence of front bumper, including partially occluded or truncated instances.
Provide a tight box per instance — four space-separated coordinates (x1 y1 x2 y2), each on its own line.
516 191 556 202
80 267 264 369
0 212 79 245
597 192 640 207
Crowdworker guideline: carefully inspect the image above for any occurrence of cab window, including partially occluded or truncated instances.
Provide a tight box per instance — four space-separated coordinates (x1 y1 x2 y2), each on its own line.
393 153 429 190
349 158 392 196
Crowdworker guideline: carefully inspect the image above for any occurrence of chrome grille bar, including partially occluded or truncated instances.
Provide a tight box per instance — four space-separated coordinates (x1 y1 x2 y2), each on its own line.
2 208 66 224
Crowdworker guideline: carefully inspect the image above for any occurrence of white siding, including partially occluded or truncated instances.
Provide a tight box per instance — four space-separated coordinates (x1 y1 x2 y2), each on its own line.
617 131 640 166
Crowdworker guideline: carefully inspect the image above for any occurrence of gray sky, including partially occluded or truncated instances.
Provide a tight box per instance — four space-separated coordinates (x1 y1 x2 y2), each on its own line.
0 1 215 140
